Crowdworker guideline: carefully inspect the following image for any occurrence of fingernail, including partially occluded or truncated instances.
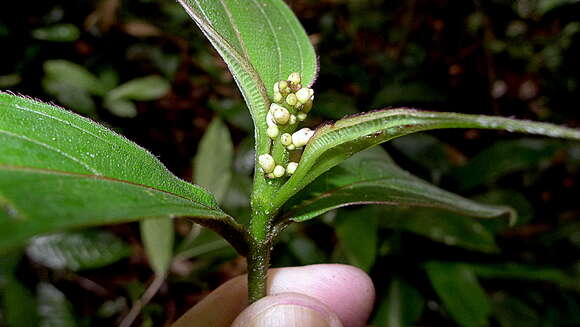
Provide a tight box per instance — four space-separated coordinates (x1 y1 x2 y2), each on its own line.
244 304 330 327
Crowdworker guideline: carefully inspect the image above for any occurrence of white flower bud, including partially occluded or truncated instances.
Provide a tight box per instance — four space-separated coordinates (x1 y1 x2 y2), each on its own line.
289 114 297 125
288 72 301 86
286 93 298 106
286 162 298 175
296 87 314 104
267 173 275 179
258 154 275 173
267 125 279 138
280 133 292 146
266 110 276 127
272 165 286 177
273 92 283 103
297 112 307 121
273 165 285 178
292 128 315 148
278 80 290 94
302 99 313 113
273 82 280 94
286 144 296 151
272 105 290 125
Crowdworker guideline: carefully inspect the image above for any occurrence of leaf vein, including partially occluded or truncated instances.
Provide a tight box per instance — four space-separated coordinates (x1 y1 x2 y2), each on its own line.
250 0 283 78
0 130 101 175
217 0 252 62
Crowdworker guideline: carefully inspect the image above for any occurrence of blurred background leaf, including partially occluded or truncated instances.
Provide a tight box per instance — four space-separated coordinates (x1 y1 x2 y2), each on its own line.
140 218 174 277
426 262 491 327
25 230 130 271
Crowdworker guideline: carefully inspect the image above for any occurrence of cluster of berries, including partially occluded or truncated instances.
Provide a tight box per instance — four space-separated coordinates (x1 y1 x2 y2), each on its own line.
258 72 315 179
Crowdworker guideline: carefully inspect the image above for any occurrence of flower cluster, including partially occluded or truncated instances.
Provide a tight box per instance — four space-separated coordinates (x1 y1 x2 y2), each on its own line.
258 72 315 179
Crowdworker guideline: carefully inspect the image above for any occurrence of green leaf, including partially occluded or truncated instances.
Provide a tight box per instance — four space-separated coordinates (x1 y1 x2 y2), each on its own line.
141 218 174 276
468 263 580 291
452 139 562 191
2 276 39 327
286 234 326 265
0 93 244 254
272 109 580 212
25 230 130 271
426 261 491 327
175 227 231 260
43 60 108 96
379 208 499 253
194 117 234 204
536 0 580 15
491 293 539 327
102 75 170 117
106 75 170 102
391 133 455 183
335 207 378 272
37 283 77 327
1 253 39 327
371 277 424 327
178 0 317 156
282 147 514 229
103 98 137 118
43 80 96 115
31 24 80 42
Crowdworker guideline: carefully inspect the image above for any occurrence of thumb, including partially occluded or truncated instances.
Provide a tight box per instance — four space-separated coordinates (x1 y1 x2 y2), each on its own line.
232 292 344 327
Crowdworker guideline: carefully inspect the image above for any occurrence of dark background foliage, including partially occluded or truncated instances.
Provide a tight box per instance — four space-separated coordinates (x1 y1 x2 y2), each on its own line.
1 0 579 326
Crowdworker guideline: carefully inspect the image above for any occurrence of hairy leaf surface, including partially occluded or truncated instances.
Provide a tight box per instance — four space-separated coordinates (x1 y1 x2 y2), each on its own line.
177 0 317 155
273 109 580 211
0 93 241 253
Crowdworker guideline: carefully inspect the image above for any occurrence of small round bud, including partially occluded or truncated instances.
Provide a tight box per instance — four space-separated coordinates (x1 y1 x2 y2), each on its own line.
266 111 276 127
286 144 296 151
297 112 307 121
272 106 290 125
286 162 298 175
273 82 280 94
278 80 290 95
286 93 298 106
258 154 275 173
288 72 301 86
267 125 279 138
296 88 314 104
267 173 275 179
273 92 283 103
302 99 313 113
280 133 292 146
273 165 285 178
292 128 315 148
289 114 297 125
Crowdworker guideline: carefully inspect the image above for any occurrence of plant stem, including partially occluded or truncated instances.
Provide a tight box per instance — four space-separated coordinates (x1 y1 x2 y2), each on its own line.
247 239 271 303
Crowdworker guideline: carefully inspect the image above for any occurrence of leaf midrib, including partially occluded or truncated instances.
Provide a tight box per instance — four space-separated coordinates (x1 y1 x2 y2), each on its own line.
0 165 224 213
217 0 251 62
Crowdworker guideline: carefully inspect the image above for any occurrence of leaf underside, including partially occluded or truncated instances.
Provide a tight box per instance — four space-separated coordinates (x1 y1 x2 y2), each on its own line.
0 92 237 253
272 108 580 211
282 147 514 224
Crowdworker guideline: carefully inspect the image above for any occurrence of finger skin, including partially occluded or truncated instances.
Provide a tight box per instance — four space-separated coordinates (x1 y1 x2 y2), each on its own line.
171 264 375 327
231 292 344 327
